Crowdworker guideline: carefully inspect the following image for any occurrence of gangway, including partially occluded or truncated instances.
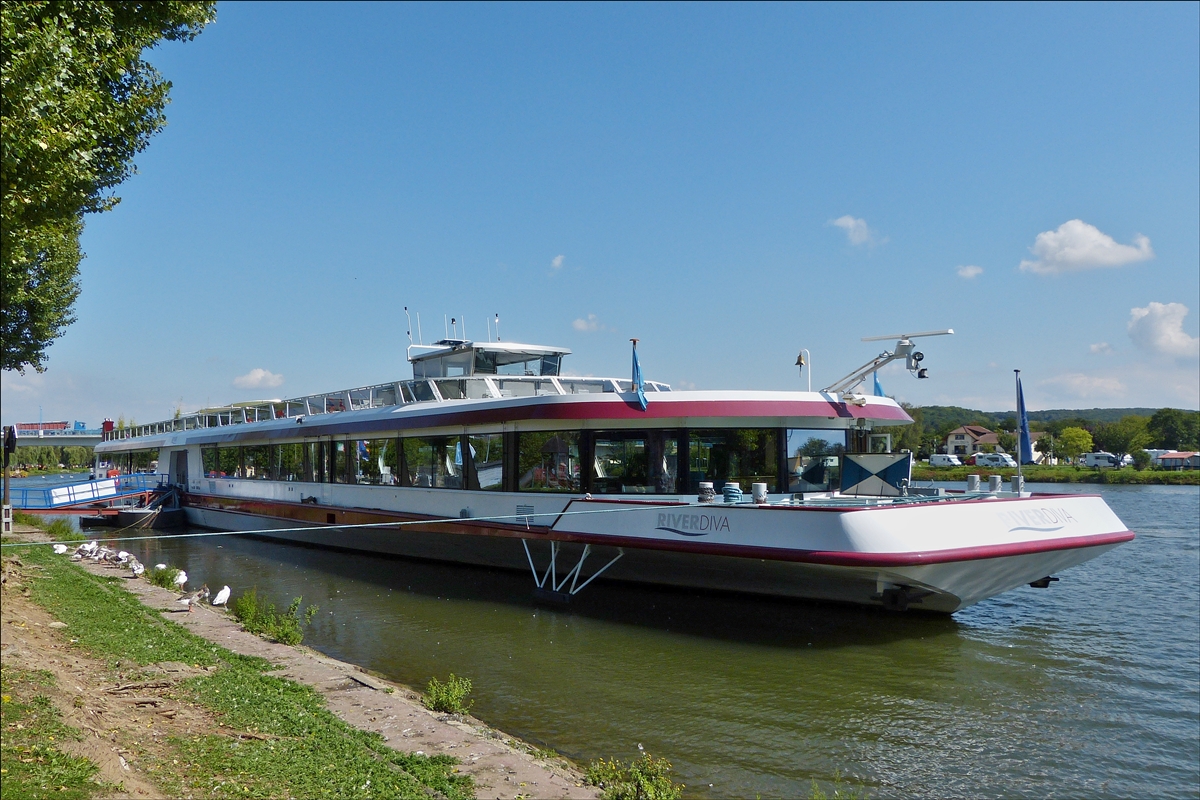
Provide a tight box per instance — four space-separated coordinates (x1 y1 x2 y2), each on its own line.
9 473 170 514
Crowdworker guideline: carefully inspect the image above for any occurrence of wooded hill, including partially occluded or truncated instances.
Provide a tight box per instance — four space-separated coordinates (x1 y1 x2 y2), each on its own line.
917 406 1161 433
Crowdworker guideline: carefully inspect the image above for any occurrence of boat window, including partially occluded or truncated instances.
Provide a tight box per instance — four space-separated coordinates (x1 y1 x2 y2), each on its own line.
202 446 218 477
786 429 845 493
558 379 603 394
593 431 678 494
216 446 243 478
689 429 779 493
492 378 561 397
277 442 311 482
129 448 159 473
408 381 437 403
466 434 504 491
518 432 581 492
401 436 461 489
331 440 351 484
473 351 497 374
244 445 273 480
352 439 399 485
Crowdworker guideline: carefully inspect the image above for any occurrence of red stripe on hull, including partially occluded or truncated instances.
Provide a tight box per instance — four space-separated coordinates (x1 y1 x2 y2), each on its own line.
185 494 1134 568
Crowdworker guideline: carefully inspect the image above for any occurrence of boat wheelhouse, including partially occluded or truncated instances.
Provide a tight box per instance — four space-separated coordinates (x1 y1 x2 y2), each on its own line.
95 336 1134 613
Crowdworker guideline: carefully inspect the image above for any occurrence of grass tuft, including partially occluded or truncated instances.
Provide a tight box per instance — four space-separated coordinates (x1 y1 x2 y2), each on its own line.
423 673 473 715
231 588 319 646
585 752 683 800
809 770 872 799
147 566 183 589
1 666 109 800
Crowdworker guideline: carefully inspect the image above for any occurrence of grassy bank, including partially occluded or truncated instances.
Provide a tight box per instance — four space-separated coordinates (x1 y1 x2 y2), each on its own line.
0 667 110 800
912 464 1200 485
6 543 474 800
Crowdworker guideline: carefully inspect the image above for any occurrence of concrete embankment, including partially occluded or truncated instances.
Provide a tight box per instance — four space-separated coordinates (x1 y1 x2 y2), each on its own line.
2 523 598 800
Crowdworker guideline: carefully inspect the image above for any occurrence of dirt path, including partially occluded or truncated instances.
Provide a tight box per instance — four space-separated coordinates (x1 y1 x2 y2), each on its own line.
2 526 598 799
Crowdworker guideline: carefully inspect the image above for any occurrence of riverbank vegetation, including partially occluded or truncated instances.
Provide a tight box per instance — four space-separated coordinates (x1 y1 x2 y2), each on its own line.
231 587 319 646
586 752 683 800
6 543 474 799
11 510 84 541
423 673 474 715
912 464 1199 485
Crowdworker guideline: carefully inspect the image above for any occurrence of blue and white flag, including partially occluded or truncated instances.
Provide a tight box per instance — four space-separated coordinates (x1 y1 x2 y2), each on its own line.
873 371 884 397
631 341 648 411
1016 371 1034 465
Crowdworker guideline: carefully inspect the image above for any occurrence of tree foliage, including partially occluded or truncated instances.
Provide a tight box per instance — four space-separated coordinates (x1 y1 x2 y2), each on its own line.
1093 416 1151 463
1057 427 1093 464
1147 408 1200 451
1 1 215 372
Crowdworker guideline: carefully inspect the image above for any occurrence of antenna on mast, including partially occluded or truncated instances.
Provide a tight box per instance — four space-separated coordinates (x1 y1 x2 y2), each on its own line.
495 313 501 342
451 317 458 338
461 314 466 340
416 313 423 344
403 307 413 346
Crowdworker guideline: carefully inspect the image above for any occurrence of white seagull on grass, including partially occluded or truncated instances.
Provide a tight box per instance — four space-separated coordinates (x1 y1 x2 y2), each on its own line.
173 570 188 588
52 544 68 554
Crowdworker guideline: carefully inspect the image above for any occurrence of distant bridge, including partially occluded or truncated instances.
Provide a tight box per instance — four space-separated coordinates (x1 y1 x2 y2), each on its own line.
12 430 104 448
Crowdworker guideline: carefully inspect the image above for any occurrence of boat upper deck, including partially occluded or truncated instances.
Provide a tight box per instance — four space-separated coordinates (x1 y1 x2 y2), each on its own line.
97 339 913 453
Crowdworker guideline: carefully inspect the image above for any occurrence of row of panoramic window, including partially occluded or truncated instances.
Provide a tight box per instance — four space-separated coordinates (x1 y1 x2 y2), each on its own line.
200 428 848 495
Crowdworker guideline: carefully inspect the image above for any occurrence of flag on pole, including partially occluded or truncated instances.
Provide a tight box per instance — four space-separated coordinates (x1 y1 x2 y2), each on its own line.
1016 370 1034 465
631 339 648 411
873 371 884 397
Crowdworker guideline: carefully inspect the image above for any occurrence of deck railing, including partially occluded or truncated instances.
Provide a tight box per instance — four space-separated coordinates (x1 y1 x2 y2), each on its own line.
103 375 671 442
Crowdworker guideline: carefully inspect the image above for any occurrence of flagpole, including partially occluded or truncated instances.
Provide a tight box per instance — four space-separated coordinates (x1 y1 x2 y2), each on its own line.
1014 369 1023 491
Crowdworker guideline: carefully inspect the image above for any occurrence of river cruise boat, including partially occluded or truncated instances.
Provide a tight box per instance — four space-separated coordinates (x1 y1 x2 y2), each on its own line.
94 334 1134 613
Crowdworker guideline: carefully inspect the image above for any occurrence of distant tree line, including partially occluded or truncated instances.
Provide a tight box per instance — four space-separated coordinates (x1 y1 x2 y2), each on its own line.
11 444 93 470
895 405 1199 464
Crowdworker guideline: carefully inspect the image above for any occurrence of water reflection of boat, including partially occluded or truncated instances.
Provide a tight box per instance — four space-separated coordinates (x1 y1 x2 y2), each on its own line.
94 335 1133 613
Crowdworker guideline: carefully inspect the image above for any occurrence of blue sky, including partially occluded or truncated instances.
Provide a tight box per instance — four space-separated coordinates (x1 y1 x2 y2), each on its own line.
4 2 1198 427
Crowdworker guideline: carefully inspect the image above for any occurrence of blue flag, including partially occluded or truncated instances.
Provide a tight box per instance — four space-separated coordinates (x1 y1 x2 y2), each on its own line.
873 371 884 397
1016 371 1034 464
631 342 648 411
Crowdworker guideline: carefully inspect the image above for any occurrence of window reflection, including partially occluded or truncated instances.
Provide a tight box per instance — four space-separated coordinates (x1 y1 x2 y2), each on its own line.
519 432 580 492
593 431 677 494
786 429 845 492
402 436 461 488
689 429 778 492
467 434 504 490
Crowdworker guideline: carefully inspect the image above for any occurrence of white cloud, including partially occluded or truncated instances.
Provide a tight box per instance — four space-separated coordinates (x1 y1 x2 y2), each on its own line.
829 215 877 246
1089 342 1114 355
1128 302 1200 359
1040 372 1125 399
957 265 984 279
551 254 564 269
1018 219 1153 275
572 314 603 332
233 368 283 390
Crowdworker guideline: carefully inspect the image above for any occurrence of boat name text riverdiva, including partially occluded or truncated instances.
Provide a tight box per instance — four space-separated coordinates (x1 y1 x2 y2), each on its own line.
998 507 1078 533
655 512 731 537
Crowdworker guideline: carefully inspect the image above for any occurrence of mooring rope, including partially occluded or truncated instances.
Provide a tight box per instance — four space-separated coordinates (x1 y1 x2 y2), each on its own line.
1 500 705 548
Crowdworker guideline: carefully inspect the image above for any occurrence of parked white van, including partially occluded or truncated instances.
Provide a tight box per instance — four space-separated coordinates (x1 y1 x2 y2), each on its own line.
1080 452 1121 468
929 454 962 467
974 452 1018 468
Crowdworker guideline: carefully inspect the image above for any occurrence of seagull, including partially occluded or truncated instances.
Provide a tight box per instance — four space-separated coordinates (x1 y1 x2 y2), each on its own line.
211 585 231 607
173 570 188 588
52 544 68 554
115 551 130 564
154 563 167 570
177 585 209 613
129 558 144 577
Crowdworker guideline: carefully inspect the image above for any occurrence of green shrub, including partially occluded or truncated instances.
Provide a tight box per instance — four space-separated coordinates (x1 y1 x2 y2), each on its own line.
148 565 182 589
586 752 683 800
231 588 318 646
423 673 473 714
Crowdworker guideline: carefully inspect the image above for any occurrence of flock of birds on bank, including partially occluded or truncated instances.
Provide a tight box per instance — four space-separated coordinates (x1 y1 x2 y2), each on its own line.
52 541 231 612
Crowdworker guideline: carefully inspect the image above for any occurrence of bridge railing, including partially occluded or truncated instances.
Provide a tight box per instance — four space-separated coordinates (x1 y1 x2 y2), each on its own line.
11 473 169 510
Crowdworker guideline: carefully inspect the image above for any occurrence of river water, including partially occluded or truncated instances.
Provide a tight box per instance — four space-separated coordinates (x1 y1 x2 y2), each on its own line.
16 478 1200 798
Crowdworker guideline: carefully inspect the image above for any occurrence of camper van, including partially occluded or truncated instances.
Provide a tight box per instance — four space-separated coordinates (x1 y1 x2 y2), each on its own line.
929 454 962 467
973 452 1018 468
1080 452 1122 468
